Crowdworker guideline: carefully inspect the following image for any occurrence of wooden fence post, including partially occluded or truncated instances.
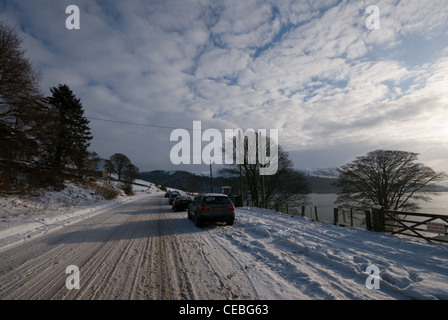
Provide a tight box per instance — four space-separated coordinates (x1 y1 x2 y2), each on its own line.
372 205 385 232
301 205 305 217
333 208 339 225
350 208 354 226
372 206 378 231
314 206 318 222
365 210 372 231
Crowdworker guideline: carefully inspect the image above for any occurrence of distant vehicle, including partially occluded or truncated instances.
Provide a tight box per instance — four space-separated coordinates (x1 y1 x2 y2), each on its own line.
221 186 231 195
172 195 193 212
168 191 180 204
188 193 235 227
165 191 171 198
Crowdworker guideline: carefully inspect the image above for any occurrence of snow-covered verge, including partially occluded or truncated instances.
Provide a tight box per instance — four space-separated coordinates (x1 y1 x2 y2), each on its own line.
0 179 161 252
211 207 448 299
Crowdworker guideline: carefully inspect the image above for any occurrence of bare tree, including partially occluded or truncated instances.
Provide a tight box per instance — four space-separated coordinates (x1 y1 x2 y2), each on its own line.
335 150 448 211
220 131 310 207
0 23 41 114
0 22 46 191
106 153 131 181
121 163 139 195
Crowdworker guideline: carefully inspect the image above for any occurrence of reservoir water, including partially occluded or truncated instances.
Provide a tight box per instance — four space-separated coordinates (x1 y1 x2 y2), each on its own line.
301 192 448 226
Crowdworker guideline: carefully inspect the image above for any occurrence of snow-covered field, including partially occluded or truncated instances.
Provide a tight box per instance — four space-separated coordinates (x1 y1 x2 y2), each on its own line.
1 180 448 299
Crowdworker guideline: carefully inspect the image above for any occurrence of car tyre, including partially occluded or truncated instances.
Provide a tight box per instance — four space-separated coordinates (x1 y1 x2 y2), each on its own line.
226 219 234 226
194 213 202 227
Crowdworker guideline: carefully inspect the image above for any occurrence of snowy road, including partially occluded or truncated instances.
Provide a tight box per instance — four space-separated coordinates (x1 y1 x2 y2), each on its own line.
0 194 255 299
1 192 448 300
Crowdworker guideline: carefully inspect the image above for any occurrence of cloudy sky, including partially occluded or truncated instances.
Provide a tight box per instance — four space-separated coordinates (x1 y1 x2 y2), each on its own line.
1 0 448 174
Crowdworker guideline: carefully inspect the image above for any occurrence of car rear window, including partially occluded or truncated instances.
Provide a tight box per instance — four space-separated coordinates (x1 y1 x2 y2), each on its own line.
203 196 232 204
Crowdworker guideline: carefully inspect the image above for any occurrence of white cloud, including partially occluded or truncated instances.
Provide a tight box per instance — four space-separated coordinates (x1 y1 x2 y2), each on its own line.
1 0 447 172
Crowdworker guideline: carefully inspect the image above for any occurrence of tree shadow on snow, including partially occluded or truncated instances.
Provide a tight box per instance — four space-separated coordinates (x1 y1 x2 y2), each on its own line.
46 209 201 244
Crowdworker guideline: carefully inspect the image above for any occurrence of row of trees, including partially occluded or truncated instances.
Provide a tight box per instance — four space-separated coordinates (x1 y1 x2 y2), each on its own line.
220 137 447 212
0 22 94 191
0 22 138 193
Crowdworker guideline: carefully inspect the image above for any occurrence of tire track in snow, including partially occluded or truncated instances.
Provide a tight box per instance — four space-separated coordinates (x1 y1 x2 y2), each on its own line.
0 194 258 300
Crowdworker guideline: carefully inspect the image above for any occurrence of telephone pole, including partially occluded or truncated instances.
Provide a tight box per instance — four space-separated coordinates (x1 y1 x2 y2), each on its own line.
209 161 214 192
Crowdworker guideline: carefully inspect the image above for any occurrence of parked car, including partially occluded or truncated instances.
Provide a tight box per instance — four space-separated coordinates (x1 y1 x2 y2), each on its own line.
165 191 171 198
172 195 193 211
188 193 235 227
168 191 180 204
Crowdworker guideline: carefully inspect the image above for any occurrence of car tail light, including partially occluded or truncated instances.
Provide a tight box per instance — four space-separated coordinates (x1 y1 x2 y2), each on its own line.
200 206 211 211
175 201 180 204
228 205 235 211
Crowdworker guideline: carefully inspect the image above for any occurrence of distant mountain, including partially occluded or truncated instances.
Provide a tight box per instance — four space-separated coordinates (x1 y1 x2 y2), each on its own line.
437 181 448 188
139 170 241 194
141 168 448 195
298 167 340 179
140 168 343 194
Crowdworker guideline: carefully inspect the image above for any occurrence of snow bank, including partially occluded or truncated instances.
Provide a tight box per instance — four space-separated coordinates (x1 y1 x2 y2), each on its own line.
212 207 448 299
0 179 161 252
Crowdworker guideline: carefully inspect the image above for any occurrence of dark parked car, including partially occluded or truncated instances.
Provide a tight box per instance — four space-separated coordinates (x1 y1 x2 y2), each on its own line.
172 195 193 211
168 191 180 204
188 193 235 227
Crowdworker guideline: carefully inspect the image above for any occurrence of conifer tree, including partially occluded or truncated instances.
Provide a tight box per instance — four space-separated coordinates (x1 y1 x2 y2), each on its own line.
46 84 93 179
